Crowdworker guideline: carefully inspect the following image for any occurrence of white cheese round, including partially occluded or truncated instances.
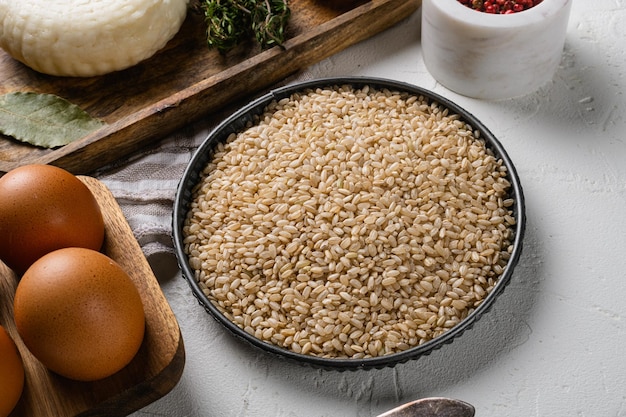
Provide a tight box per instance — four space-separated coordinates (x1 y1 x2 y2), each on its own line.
0 0 189 77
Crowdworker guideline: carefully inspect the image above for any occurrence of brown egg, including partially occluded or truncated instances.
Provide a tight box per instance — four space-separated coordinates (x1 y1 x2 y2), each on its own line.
13 247 145 381
0 164 105 275
0 325 24 417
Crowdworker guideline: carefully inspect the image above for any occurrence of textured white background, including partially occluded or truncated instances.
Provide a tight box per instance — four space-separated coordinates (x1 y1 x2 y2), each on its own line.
118 1 626 415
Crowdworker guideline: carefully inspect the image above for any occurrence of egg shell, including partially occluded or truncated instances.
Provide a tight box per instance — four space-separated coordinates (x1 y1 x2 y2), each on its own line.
0 164 105 275
0 325 24 417
13 247 145 382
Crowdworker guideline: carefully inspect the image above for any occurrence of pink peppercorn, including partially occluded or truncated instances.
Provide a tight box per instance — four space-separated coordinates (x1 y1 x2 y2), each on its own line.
457 0 543 14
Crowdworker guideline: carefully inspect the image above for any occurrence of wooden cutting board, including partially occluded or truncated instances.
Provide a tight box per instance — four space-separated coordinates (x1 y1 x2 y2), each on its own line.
0 0 421 175
0 177 184 417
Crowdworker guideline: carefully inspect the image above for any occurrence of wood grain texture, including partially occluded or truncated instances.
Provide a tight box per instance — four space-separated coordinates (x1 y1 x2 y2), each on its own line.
0 0 421 175
0 177 184 417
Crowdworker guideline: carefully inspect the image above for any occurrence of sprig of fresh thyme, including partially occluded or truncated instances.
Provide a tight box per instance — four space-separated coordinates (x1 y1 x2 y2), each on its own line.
194 0 290 53
250 0 290 50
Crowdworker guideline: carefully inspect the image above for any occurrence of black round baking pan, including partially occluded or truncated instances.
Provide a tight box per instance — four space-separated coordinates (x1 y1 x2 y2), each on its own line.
172 76 526 370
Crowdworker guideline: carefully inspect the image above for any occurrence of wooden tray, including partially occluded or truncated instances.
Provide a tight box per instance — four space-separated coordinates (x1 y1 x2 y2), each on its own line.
0 0 421 175
0 177 184 417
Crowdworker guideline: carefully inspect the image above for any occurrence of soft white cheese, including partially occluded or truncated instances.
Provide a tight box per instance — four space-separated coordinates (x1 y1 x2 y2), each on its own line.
0 0 189 77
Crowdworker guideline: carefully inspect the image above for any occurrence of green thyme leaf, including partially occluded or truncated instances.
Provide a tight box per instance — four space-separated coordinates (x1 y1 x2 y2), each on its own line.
204 0 251 53
251 0 290 49
0 92 106 149
202 0 290 53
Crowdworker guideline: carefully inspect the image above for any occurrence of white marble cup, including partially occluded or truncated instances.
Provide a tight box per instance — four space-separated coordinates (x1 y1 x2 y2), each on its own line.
421 0 572 100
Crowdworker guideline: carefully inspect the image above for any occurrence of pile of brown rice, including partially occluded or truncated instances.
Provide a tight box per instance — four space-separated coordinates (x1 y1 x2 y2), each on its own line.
183 84 516 359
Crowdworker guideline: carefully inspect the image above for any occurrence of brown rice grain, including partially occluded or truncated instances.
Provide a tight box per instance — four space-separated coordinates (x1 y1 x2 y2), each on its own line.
183 84 516 359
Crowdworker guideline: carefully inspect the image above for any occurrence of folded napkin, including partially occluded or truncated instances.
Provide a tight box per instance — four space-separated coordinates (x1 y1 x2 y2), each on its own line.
95 122 209 258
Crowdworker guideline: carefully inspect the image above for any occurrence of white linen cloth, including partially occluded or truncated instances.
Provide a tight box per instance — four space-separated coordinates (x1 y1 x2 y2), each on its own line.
94 123 206 258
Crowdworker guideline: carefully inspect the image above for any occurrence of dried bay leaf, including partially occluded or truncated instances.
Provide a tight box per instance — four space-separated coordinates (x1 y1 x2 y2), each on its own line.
0 92 106 148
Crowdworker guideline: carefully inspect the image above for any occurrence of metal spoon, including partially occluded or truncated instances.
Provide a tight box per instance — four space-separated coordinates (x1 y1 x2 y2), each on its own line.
377 397 475 417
